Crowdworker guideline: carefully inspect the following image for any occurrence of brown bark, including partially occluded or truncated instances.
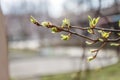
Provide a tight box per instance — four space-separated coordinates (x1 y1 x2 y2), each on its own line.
0 7 9 80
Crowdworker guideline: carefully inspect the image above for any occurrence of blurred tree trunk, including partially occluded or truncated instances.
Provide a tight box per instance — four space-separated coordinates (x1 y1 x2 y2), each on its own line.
73 43 91 80
0 7 9 80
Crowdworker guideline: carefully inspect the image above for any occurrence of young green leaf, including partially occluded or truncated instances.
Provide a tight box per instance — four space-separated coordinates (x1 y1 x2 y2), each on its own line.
89 21 93 28
86 41 94 45
95 17 100 25
88 16 100 28
92 18 96 26
88 15 92 22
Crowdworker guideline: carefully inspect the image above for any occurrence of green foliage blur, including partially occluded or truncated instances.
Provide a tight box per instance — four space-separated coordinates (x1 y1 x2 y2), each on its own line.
42 62 120 80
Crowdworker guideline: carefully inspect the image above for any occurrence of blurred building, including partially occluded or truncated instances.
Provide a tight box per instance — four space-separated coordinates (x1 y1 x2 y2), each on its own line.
1 0 120 48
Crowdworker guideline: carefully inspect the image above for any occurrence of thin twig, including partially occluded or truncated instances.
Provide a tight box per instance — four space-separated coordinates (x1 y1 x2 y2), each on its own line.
32 21 120 42
107 37 120 42
92 42 107 58
62 29 95 41
94 27 120 32
71 26 120 32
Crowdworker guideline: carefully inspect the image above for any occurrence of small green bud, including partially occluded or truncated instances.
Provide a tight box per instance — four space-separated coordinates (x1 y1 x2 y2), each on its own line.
110 43 120 46
85 41 94 45
30 16 37 24
87 28 94 34
41 22 51 27
87 56 95 62
98 38 104 42
61 34 70 40
62 18 70 28
30 16 41 26
101 31 111 38
98 30 102 33
51 27 58 33
118 33 120 36
98 30 111 38
90 49 98 54
87 50 97 62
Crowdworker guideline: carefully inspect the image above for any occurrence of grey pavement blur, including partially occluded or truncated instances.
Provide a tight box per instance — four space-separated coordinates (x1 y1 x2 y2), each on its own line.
9 47 119 79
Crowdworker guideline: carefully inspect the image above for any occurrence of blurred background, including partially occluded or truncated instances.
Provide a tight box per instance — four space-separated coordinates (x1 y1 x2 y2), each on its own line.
0 0 120 80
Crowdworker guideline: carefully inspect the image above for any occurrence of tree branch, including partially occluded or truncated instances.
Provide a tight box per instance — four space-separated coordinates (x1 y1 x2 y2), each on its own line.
71 26 120 32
